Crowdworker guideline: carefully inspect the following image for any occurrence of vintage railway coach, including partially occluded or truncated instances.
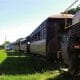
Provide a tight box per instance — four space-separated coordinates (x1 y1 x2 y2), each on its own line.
14 38 23 52
30 20 46 56
30 14 73 62
67 11 80 76
20 36 30 52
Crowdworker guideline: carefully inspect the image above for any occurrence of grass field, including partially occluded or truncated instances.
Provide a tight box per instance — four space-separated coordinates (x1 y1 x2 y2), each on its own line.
0 50 73 80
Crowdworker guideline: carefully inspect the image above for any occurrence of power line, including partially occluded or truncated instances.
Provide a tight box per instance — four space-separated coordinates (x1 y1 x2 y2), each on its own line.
64 0 79 12
63 0 79 28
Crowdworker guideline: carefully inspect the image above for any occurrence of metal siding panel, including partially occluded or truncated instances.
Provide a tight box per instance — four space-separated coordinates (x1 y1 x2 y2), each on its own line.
30 40 46 56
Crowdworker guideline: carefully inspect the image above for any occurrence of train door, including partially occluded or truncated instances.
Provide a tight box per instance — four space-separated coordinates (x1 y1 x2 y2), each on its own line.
47 21 60 62
61 30 70 67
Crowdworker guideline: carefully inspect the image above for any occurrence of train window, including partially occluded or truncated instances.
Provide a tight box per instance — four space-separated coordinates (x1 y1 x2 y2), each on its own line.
30 37 32 42
34 34 37 41
31 31 41 42
37 31 40 40
43 27 46 39
37 30 42 40
31 36 35 42
40 29 42 40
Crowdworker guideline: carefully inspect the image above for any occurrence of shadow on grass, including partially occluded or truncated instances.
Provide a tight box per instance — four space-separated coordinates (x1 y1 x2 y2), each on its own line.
0 51 73 80
47 72 73 80
6 50 27 56
0 51 57 75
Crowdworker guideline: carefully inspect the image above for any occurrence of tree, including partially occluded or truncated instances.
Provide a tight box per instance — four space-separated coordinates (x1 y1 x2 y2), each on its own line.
68 6 80 14
62 6 80 14
0 45 4 50
2 41 10 47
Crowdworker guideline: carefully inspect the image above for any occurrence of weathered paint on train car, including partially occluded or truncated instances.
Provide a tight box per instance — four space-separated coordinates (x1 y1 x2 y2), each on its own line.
20 39 27 52
61 31 71 66
46 15 73 62
30 39 46 56
29 14 73 63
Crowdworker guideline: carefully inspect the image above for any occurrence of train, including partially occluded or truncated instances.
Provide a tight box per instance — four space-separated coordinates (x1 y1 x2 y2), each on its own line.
14 13 73 62
29 14 73 62
13 12 80 77
14 37 30 52
67 11 80 76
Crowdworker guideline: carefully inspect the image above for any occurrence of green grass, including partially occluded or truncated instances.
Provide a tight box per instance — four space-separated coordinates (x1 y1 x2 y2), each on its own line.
0 50 73 80
0 50 7 63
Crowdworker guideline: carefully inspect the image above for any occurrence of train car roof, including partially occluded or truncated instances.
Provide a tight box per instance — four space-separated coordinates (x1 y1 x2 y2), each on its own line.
30 13 74 37
49 13 74 19
30 19 47 37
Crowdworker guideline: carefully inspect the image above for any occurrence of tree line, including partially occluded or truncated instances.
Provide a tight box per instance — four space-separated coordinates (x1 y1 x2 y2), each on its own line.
62 6 80 14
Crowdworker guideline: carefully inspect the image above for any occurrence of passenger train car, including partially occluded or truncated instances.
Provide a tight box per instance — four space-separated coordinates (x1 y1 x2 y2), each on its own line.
14 38 23 51
13 12 80 78
14 13 73 63
14 41 20 52
20 36 30 52
14 13 74 63
14 36 30 52
29 13 73 62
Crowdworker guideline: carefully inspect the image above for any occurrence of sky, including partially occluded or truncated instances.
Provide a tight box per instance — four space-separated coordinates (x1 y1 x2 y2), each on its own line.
0 0 79 45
